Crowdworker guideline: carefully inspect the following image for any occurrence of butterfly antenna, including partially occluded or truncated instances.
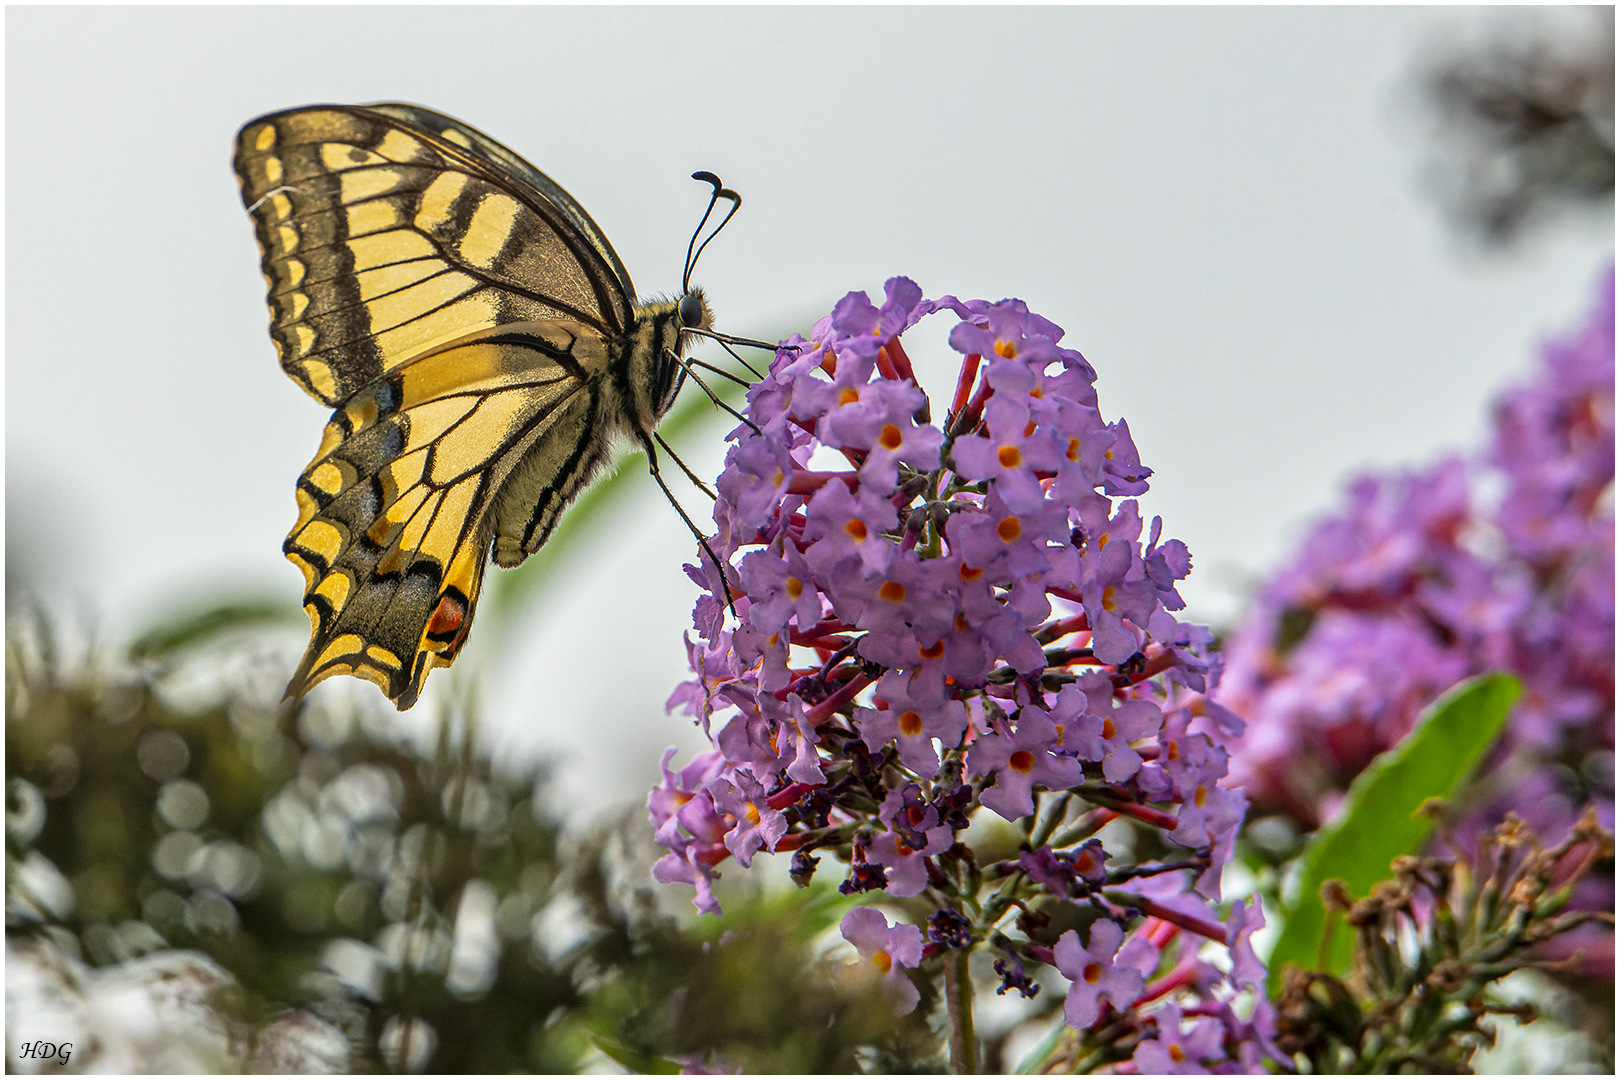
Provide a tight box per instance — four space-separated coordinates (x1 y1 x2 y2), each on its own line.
638 432 738 619
682 171 741 295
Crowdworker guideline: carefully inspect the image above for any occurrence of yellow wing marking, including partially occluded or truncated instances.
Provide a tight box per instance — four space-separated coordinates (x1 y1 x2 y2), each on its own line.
345 197 407 238
374 128 428 163
459 194 521 269
314 572 350 610
415 171 471 232
308 461 346 496
371 293 501 361
340 166 408 204
365 272 480 335
356 260 444 302
346 229 436 271
320 142 388 172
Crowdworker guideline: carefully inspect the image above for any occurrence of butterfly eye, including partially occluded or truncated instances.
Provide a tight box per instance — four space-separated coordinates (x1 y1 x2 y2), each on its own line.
679 293 704 328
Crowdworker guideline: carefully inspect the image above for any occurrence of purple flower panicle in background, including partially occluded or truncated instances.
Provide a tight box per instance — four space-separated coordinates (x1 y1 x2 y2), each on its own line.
649 278 1277 1068
1215 263 1614 972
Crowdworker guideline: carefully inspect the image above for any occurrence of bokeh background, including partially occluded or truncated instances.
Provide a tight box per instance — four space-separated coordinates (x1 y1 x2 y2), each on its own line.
7 5 1613 818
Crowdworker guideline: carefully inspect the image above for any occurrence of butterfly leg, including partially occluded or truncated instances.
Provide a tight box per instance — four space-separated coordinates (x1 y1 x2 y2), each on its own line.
687 357 754 389
664 348 762 436
638 432 738 619
653 432 717 500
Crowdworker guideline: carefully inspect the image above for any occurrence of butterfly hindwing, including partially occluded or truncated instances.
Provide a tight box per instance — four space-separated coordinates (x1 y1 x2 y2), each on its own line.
233 104 634 407
285 331 620 709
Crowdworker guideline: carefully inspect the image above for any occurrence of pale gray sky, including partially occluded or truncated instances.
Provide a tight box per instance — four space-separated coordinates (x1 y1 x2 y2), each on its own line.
6 6 1612 818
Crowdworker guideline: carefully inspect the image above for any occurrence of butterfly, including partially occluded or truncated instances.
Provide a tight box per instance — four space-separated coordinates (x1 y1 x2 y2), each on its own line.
234 103 765 710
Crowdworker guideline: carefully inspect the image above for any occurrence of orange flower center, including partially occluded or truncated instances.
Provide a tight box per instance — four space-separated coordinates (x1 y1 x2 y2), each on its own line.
845 519 868 541
997 517 1022 542
879 581 906 603
994 340 1018 358
1009 750 1036 773
998 445 1022 468
898 711 923 736
872 950 893 973
1083 962 1103 984
920 639 946 659
838 387 860 406
1101 718 1117 740
879 424 904 450
785 576 803 600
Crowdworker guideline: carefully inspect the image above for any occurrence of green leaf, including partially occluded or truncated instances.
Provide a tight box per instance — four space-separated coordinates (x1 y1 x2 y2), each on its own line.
1265 672 1521 992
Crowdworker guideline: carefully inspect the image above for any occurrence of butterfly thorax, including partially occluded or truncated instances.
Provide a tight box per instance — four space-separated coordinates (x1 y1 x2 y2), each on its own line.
486 289 710 570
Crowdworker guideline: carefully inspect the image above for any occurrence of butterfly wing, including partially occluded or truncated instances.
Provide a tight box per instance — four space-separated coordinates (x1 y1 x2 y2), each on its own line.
234 104 635 708
285 332 617 709
234 103 634 406
364 103 638 310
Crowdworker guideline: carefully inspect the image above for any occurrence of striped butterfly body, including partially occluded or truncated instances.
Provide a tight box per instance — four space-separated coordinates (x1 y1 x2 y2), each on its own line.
235 103 729 710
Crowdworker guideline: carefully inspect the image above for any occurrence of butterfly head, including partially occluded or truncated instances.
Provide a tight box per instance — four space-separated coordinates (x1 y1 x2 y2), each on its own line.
648 287 711 420
678 289 711 332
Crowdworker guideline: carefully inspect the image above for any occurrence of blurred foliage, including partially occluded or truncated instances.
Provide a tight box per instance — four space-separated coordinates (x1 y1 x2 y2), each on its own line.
1275 807 1614 1073
4 604 941 1072
6 604 583 1071
1420 6 1614 246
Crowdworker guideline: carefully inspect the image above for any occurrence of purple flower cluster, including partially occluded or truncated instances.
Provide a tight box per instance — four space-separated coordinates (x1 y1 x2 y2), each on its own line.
1215 264 1614 967
650 278 1277 1066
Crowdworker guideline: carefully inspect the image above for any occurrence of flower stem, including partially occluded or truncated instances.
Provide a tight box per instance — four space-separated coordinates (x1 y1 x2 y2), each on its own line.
945 946 978 1073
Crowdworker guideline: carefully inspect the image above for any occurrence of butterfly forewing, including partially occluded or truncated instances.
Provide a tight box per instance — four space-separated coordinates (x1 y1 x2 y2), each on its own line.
235 103 662 709
234 105 632 406
364 103 639 312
